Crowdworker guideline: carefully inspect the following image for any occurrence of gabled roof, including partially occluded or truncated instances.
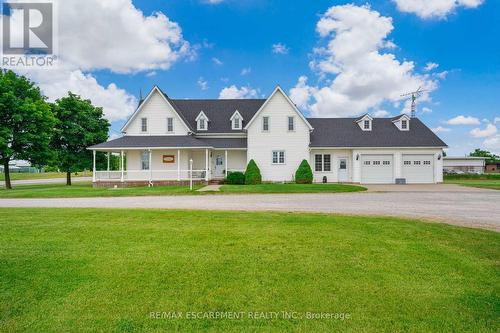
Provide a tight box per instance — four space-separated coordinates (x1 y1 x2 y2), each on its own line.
308 118 447 148
244 86 314 131
355 113 373 122
391 114 410 122
88 136 247 150
230 110 243 121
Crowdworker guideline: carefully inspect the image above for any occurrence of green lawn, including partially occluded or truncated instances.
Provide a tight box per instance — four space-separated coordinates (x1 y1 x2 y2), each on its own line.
445 179 500 190
219 183 365 193
0 183 365 198
0 171 92 181
1 209 498 332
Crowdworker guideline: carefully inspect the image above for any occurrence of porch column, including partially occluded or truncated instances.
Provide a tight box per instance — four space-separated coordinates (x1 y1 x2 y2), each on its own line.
92 150 96 182
120 150 124 182
225 150 228 178
177 149 181 181
205 148 209 181
149 149 153 183
107 152 110 172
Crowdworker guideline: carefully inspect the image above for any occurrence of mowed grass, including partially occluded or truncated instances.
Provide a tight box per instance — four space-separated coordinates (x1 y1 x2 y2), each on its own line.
1 208 498 332
219 183 365 193
445 179 500 190
0 171 92 181
0 183 365 198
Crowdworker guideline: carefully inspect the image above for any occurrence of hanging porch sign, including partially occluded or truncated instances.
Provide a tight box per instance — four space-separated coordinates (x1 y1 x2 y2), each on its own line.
163 155 175 163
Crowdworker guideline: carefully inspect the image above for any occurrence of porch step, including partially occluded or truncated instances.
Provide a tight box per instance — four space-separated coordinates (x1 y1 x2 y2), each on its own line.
209 179 223 185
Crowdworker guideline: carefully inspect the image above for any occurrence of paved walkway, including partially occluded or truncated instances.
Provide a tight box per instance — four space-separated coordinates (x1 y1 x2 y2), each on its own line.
0 177 92 186
197 185 222 192
0 184 498 231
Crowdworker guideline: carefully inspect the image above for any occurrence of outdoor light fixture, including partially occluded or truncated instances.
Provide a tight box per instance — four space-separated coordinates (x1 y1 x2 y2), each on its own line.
438 154 442 160
356 154 360 161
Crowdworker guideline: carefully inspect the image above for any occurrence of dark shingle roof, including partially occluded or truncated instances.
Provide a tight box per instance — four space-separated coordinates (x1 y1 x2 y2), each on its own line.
171 99 265 133
307 118 447 148
89 136 247 149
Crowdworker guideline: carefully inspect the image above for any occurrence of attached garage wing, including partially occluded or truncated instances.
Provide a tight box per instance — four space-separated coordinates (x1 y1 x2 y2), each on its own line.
402 154 434 183
361 155 394 184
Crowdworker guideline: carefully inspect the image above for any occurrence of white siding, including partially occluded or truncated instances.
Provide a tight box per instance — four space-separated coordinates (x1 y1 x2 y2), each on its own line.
310 150 351 183
247 90 310 182
124 90 190 135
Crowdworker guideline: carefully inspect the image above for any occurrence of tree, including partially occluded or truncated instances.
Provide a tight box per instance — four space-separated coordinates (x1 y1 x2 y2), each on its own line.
469 149 499 163
51 92 109 185
295 159 313 184
0 70 55 189
244 159 262 184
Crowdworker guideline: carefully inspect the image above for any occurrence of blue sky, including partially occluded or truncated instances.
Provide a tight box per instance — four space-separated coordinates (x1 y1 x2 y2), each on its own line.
4 0 499 155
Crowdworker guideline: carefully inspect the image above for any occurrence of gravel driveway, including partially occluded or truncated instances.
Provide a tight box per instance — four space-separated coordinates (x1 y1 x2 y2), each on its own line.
0 184 498 231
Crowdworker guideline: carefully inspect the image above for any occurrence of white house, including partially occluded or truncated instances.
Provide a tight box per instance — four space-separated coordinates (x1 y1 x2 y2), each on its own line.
89 86 447 186
443 156 486 174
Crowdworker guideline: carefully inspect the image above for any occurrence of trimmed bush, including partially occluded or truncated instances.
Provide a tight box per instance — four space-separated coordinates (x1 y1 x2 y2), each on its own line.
245 159 262 185
226 171 245 185
295 159 313 184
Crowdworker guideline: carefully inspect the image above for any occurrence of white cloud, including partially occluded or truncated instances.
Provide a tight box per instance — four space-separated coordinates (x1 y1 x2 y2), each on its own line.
212 57 223 66
197 77 208 91
393 0 484 19
289 76 314 109
432 126 451 133
272 43 290 55
483 135 500 154
219 85 258 99
494 117 500 124
1 0 192 122
470 124 497 138
202 0 224 4
146 71 157 77
424 62 439 71
372 110 391 118
446 115 480 125
421 107 432 114
241 67 252 76
290 4 438 118
434 71 449 79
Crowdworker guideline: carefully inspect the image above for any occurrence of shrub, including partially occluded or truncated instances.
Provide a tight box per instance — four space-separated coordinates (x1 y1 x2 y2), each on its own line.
245 159 262 185
226 171 245 185
295 159 313 184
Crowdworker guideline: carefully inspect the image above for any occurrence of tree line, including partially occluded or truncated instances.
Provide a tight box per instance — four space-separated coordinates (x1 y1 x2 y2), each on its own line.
0 69 110 189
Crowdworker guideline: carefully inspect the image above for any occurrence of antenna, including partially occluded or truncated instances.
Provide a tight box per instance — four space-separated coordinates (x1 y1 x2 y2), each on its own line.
401 86 427 118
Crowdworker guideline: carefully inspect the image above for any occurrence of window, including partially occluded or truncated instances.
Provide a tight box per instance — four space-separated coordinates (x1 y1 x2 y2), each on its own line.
272 151 285 164
324 154 331 171
401 120 408 129
141 151 149 170
263 116 269 131
373 161 381 165
288 117 295 131
339 159 346 170
404 160 411 165
199 118 206 130
423 160 431 165
364 161 371 165
141 118 147 132
233 117 240 129
167 117 174 133
383 161 391 165
414 161 421 165
315 154 323 172
364 120 370 130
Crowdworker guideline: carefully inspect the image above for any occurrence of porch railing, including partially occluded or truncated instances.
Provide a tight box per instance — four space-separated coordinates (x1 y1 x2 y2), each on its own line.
94 170 207 182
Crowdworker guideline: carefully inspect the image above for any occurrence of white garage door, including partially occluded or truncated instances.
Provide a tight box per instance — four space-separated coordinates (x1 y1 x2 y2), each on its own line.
361 155 394 184
402 154 434 183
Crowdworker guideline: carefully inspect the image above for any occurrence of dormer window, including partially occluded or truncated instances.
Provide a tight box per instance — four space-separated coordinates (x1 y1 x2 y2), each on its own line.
356 114 372 131
196 111 209 131
141 118 148 132
230 110 244 130
392 114 410 131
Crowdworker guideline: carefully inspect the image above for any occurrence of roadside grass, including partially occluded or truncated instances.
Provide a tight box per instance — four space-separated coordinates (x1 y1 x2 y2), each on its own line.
220 183 365 193
0 183 366 198
444 175 500 190
0 208 498 332
0 171 92 181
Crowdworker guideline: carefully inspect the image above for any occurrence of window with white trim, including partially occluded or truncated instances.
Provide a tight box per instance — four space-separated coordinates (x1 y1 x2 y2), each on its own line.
288 116 295 131
272 151 285 164
232 116 241 130
401 120 408 130
263 116 269 131
141 118 148 132
198 118 206 130
315 154 331 172
364 161 371 165
167 117 174 133
141 151 149 170
404 160 411 165
364 120 370 130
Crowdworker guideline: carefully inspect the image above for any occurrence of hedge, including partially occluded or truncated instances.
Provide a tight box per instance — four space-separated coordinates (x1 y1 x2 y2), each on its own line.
295 159 313 184
245 159 262 185
226 171 245 185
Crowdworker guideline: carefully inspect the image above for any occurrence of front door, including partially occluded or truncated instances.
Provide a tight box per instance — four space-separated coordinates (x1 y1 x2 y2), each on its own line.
214 154 225 178
338 158 348 182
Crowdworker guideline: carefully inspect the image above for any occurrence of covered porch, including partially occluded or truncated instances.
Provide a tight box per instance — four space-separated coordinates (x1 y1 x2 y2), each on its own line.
89 136 247 187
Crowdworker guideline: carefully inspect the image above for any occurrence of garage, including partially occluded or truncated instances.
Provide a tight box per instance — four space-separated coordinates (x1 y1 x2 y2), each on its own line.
361 155 394 184
402 154 434 183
